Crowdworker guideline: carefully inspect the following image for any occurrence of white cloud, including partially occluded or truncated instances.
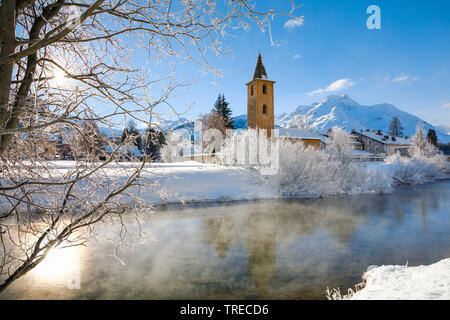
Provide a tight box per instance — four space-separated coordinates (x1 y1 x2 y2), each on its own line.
284 19 303 30
392 74 419 85
441 102 450 109
293 54 302 60
308 79 355 96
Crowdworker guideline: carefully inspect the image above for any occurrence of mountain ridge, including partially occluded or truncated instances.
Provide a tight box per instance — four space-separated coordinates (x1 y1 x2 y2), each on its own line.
236 94 450 143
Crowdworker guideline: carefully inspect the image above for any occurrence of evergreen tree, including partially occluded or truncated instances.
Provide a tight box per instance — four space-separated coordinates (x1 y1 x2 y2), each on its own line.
121 120 143 149
389 116 404 137
212 94 234 129
426 129 438 146
144 127 166 159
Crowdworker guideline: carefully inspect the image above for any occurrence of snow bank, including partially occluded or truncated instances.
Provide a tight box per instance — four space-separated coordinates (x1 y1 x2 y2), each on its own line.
0 161 276 207
136 162 277 204
348 258 450 300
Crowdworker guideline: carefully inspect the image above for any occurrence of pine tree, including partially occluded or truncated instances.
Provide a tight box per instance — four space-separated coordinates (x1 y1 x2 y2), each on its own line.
212 94 234 129
389 117 404 137
426 129 438 146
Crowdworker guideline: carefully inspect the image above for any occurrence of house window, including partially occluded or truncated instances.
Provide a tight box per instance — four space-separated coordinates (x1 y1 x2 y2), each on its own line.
262 104 267 114
375 146 379 153
262 85 267 94
250 85 254 96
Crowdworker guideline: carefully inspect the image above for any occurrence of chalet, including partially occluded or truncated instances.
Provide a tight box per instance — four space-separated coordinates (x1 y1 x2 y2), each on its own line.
352 129 411 156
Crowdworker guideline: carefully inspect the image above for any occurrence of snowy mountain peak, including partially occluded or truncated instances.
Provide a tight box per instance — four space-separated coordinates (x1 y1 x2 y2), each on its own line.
275 95 450 143
321 94 360 107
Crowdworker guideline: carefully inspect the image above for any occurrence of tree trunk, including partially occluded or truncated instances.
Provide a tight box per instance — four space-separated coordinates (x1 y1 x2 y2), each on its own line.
0 0 17 154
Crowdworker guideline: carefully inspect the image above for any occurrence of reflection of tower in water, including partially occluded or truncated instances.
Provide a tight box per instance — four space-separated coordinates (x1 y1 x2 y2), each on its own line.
200 216 236 258
245 214 276 298
200 212 277 298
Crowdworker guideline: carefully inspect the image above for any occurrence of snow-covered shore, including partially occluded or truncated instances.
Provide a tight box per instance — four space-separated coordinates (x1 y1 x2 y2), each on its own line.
347 258 450 300
2 159 447 207
136 161 277 205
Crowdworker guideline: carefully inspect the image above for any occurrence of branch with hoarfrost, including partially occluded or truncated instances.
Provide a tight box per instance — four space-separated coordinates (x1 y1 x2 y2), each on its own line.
0 0 303 294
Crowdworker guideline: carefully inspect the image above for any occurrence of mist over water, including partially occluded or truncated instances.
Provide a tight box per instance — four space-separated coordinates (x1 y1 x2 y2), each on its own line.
3 181 450 300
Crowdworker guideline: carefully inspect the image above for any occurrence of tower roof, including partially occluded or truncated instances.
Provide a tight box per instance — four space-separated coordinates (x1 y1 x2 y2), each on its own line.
252 53 268 80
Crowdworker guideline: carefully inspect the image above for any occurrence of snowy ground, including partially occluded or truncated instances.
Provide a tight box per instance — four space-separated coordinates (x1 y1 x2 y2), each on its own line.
136 161 277 205
347 259 450 300
28 160 277 205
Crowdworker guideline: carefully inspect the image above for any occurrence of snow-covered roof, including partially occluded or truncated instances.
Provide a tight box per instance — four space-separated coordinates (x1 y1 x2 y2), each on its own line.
358 130 412 146
275 128 324 141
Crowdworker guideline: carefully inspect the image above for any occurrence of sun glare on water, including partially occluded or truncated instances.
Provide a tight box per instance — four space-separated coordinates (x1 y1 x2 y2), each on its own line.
31 247 81 283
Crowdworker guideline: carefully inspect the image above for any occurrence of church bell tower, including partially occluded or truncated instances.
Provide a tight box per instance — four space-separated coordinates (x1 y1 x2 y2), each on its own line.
246 54 275 137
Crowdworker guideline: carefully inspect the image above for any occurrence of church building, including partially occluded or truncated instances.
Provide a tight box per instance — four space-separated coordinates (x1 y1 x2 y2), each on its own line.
246 54 323 148
246 54 275 137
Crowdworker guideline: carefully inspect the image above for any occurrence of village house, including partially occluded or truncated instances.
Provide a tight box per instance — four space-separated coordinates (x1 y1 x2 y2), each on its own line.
274 128 325 149
352 129 412 156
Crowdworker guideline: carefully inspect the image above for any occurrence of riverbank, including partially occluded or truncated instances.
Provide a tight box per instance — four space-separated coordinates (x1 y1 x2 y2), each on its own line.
5 160 448 207
345 258 450 300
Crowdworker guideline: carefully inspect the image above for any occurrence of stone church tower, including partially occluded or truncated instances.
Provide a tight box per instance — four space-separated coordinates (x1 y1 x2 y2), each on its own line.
246 54 275 136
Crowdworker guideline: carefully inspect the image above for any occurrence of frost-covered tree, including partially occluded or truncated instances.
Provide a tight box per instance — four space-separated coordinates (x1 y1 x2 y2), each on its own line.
0 0 302 294
202 111 227 137
386 127 449 184
389 117 404 137
410 127 438 159
220 128 392 197
325 127 354 166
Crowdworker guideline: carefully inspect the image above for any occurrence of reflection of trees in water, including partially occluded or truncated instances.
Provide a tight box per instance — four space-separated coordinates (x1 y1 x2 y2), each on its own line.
199 198 369 297
198 183 450 298
200 216 237 258
377 184 447 234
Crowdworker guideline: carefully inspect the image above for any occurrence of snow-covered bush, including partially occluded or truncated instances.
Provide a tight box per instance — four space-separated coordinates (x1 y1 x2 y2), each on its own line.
385 153 449 185
384 128 449 184
220 127 392 197
217 126 448 197
409 127 439 159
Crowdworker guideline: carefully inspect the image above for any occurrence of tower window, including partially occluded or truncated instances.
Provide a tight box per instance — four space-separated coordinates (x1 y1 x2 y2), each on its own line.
262 85 267 94
262 104 267 114
250 85 254 96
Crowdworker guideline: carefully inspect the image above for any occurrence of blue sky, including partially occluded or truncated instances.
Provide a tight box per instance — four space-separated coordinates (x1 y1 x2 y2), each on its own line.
130 0 450 127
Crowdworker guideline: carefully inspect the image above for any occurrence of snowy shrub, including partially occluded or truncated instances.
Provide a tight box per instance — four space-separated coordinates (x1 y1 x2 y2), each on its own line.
220 127 393 197
386 153 448 184
217 126 447 198
271 137 392 197
409 127 439 159
384 128 450 184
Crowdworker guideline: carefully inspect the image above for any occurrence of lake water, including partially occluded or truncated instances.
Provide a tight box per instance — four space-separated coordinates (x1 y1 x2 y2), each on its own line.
2 181 450 300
